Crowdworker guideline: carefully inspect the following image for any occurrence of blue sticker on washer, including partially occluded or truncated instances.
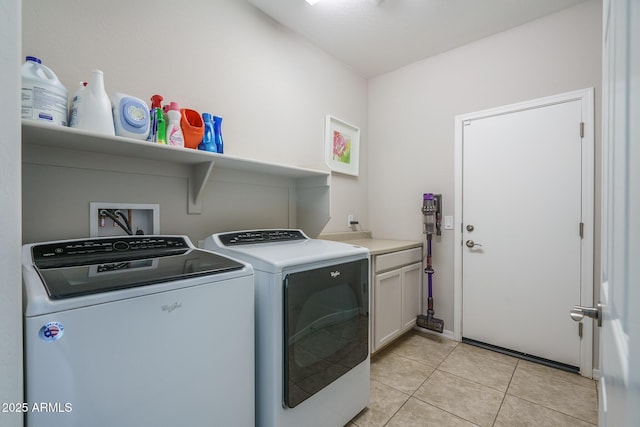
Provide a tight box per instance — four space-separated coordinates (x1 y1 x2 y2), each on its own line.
39 322 64 342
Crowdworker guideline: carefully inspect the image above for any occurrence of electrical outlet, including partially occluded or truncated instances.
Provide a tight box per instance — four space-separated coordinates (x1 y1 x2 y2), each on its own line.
347 214 354 227
90 202 160 237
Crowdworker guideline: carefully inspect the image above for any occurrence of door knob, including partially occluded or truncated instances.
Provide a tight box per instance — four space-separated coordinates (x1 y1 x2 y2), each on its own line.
570 303 602 327
466 224 475 232
465 240 482 248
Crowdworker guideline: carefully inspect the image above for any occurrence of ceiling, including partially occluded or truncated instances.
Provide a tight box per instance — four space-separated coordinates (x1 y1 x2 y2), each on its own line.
248 0 589 77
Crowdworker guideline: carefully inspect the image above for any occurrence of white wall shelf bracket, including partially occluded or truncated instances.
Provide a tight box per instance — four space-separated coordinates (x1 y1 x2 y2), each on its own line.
188 161 216 214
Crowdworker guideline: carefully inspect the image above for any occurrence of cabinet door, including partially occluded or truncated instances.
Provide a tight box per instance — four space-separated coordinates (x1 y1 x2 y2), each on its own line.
401 262 423 330
374 269 402 351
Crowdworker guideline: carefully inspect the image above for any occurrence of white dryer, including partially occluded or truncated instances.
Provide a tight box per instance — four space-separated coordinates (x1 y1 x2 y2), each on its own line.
205 229 370 427
22 235 254 427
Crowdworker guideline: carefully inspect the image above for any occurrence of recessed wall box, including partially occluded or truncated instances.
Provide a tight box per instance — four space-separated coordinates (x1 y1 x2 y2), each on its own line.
89 202 160 237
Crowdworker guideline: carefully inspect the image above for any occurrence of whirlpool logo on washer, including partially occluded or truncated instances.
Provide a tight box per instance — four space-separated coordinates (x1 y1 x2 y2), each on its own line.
330 270 341 279
39 322 64 342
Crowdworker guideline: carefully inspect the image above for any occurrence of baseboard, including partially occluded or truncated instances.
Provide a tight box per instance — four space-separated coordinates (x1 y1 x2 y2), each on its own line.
414 325 456 341
592 368 600 380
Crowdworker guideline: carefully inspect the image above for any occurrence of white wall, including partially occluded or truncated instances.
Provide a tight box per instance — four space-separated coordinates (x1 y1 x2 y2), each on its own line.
18 0 604 372
368 0 602 337
0 0 23 425
21 0 369 241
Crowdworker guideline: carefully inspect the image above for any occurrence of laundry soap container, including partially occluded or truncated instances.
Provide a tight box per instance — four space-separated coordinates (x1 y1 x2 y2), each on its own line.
165 102 184 147
21 56 68 126
198 113 218 153
69 69 115 136
181 108 204 149
112 93 150 140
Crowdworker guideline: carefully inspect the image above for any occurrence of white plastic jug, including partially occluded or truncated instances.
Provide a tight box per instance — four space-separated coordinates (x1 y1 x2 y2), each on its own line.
69 69 115 136
21 56 68 126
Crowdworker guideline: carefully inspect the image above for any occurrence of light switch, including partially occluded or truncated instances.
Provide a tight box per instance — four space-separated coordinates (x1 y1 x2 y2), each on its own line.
444 216 454 230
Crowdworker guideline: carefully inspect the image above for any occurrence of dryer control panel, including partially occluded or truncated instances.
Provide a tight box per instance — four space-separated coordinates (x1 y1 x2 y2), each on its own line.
217 229 307 246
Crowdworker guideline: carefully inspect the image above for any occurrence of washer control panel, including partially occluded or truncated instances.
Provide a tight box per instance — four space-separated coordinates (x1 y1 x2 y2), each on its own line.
32 236 188 268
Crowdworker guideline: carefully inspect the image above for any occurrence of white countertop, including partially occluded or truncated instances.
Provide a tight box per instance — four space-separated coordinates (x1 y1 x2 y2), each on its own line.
319 232 423 256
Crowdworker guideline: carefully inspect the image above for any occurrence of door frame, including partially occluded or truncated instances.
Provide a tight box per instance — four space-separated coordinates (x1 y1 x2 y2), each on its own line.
453 88 595 377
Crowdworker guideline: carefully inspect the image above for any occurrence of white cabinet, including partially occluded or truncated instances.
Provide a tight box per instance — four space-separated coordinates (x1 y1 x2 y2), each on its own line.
374 269 402 349
401 262 422 330
372 247 422 353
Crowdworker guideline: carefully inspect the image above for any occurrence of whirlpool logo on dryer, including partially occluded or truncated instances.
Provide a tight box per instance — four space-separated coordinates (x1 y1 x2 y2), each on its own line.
330 270 341 279
161 302 182 313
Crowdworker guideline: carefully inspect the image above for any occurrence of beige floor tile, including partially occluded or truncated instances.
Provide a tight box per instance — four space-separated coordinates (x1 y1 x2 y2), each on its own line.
495 395 596 426
413 369 504 427
355 333 597 427
385 397 478 427
371 351 435 394
516 359 596 389
350 379 410 427
456 342 519 368
437 345 516 392
508 366 598 424
385 330 458 368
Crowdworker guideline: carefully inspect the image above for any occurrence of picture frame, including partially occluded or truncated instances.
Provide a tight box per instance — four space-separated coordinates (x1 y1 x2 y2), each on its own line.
325 115 360 176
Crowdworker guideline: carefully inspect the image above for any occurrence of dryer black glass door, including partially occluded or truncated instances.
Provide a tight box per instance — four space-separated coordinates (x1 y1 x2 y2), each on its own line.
283 258 369 408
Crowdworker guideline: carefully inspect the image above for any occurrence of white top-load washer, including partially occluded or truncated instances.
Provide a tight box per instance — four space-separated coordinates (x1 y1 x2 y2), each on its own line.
22 235 255 427
204 229 370 427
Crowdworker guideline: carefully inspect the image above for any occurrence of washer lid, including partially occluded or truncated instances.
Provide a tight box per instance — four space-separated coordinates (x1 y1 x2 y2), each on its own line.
205 230 368 272
29 236 245 299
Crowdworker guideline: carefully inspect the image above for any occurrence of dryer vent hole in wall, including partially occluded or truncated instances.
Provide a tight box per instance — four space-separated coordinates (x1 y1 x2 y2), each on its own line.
89 202 160 237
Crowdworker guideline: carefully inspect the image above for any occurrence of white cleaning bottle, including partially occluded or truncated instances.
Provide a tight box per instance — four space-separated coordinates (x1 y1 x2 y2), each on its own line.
69 69 115 136
68 81 87 127
165 102 184 147
21 56 68 126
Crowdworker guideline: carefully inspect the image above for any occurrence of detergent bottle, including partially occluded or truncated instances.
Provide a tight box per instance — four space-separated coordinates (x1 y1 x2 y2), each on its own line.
213 116 224 154
181 109 204 149
21 56 68 126
111 93 150 140
165 102 184 147
198 113 218 153
69 69 115 136
68 81 87 126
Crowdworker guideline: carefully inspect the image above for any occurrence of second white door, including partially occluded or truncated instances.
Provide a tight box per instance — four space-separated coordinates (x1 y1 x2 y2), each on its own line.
460 92 592 369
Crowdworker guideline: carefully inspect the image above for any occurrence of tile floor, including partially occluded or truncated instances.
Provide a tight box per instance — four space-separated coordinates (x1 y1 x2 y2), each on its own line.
347 329 598 427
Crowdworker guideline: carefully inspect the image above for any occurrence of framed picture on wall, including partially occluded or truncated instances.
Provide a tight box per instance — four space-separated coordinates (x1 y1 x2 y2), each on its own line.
325 115 360 176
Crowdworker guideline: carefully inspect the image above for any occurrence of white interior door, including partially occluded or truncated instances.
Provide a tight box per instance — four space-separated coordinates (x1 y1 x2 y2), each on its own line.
599 0 640 424
458 90 593 371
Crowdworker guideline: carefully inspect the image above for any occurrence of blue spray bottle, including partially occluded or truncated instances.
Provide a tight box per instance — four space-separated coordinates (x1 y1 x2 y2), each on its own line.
198 113 218 152
213 116 224 154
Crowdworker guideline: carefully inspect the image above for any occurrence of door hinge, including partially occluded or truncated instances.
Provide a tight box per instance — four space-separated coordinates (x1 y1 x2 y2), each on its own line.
579 222 584 238
580 122 585 138
579 322 583 338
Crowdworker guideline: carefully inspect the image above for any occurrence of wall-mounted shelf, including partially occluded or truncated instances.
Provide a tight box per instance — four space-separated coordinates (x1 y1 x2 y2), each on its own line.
22 120 331 236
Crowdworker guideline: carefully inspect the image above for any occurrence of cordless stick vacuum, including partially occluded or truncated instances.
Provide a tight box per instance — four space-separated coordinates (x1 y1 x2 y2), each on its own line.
416 193 445 333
